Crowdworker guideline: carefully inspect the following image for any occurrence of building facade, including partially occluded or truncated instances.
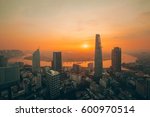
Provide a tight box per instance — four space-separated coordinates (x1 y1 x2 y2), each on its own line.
94 34 103 83
0 66 20 86
111 47 122 72
52 52 62 72
32 49 40 72
136 77 150 99
46 70 60 99
0 55 8 67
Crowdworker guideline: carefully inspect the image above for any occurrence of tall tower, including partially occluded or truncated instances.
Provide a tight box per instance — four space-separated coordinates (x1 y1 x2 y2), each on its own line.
52 52 62 72
46 70 60 99
111 47 121 72
94 34 103 83
32 49 40 72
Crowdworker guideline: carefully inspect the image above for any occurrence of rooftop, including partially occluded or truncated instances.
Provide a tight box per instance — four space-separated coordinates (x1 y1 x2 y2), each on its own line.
47 70 59 76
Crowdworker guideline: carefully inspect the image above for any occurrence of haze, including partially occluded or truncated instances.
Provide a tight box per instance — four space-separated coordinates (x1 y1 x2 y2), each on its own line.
0 0 150 53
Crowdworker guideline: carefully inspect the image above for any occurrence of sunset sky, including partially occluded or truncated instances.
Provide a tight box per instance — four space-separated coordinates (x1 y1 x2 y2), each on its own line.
0 0 150 52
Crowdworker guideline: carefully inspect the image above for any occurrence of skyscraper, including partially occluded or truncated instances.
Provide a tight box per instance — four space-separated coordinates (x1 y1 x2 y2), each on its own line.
94 34 103 83
111 47 121 72
32 49 40 72
0 66 20 85
52 52 62 72
46 70 60 99
0 55 7 67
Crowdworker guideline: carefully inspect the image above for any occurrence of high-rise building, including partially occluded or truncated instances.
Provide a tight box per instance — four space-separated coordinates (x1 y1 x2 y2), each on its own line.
0 66 20 86
136 77 150 99
0 55 7 67
0 66 20 99
32 49 40 72
94 34 103 83
46 70 60 99
147 79 150 99
111 47 121 72
52 52 62 72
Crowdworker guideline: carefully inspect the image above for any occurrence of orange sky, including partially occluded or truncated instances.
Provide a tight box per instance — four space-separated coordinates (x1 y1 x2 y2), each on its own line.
0 0 150 53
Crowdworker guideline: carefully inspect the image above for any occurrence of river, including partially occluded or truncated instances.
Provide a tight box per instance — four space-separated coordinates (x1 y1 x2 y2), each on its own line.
8 54 137 68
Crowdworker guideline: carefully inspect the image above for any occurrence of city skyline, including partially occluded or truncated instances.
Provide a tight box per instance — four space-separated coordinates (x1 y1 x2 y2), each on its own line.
0 0 150 100
0 33 150 100
0 0 150 53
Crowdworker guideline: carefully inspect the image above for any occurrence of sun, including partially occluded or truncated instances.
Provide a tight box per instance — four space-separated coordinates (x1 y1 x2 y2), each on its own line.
82 44 89 49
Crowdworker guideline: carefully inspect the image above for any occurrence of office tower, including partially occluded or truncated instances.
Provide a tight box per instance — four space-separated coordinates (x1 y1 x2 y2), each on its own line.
46 70 60 99
111 47 121 72
32 49 40 72
94 34 103 83
52 52 62 72
0 55 8 67
136 77 150 99
0 66 20 99
0 66 20 86
72 64 81 73
147 79 150 99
